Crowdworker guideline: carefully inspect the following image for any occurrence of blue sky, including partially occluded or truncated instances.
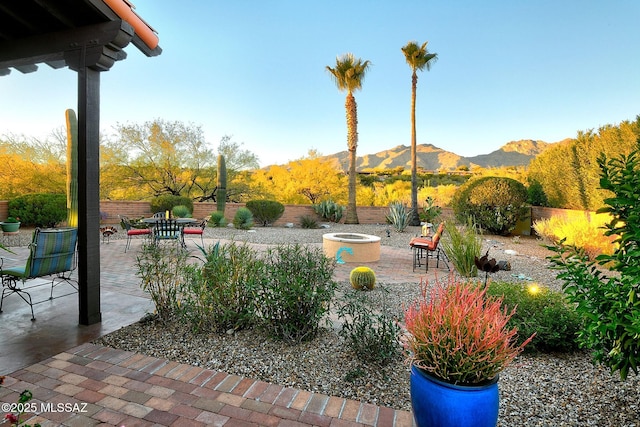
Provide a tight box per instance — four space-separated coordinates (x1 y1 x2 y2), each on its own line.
1 1 638 167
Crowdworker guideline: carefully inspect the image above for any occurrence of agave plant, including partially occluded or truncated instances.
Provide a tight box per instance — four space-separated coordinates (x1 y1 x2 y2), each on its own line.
313 200 345 223
386 201 413 232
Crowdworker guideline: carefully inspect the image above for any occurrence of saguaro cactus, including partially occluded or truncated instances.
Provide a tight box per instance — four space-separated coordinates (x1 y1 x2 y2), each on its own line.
216 154 227 214
65 109 78 228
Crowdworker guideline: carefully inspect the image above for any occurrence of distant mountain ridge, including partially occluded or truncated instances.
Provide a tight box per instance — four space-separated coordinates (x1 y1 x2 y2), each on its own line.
320 139 558 172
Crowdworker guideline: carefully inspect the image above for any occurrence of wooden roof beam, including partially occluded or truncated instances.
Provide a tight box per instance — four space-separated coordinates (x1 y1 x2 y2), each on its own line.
0 20 133 72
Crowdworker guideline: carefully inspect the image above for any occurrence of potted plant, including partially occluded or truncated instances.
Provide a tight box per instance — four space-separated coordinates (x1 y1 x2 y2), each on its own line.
1 217 21 233
403 276 534 427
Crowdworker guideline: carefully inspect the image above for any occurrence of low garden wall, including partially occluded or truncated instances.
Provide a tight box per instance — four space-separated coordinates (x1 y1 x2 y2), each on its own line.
0 200 591 235
97 201 391 226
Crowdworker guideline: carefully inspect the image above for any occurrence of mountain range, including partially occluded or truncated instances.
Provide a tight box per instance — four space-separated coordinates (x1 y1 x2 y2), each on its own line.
320 139 564 172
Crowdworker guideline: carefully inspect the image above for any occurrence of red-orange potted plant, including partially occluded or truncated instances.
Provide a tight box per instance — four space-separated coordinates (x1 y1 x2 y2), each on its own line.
403 276 534 427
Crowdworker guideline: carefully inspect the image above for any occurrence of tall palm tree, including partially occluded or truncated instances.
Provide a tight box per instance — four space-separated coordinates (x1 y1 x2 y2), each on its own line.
326 53 371 224
402 41 437 226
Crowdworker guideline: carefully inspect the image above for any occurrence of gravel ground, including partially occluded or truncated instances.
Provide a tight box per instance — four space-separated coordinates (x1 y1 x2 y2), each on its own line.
95 223 640 426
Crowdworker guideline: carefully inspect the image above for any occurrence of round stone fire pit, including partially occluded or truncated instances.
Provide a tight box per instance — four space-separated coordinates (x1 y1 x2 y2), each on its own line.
322 233 381 263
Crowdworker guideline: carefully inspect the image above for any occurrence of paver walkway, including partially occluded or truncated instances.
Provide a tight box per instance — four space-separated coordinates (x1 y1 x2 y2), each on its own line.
2 343 415 426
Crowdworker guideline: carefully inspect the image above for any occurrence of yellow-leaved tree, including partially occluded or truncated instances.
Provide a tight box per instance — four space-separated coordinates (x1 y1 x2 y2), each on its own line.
248 152 347 205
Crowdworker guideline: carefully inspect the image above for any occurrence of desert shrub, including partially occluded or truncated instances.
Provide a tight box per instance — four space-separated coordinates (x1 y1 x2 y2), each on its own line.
8 193 66 227
451 176 528 235
527 179 549 206
337 285 401 364
180 242 259 332
533 213 615 259
121 216 149 229
419 196 442 223
233 207 254 229
299 215 318 229
386 201 412 232
440 219 482 277
245 200 285 226
313 200 344 223
255 244 337 342
135 242 187 321
172 204 192 218
151 195 194 214
547 143 640 380
208 211 227 227
486 281 581 352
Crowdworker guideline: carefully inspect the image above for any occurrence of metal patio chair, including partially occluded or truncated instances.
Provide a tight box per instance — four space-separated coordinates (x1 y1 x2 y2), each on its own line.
120 216 152 252
0 227 78 321
182 219 207 247
153 218 185 248
409 222 450 272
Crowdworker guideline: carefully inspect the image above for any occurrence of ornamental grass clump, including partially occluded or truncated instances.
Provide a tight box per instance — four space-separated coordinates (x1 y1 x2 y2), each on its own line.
404 276 534 385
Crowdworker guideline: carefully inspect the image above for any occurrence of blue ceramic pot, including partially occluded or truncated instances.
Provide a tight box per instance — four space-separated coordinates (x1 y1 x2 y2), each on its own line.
410 365 499 427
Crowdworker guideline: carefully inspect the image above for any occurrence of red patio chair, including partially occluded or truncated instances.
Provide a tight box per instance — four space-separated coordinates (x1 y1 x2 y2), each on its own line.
182 219 207 247
120 216 151 252
409 222 449 272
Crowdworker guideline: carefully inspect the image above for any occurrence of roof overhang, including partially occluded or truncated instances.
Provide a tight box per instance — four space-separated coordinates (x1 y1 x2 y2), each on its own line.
0 0 161 76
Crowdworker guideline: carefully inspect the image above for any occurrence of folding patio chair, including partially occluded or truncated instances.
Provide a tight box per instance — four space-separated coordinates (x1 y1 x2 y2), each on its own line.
0 227 78 321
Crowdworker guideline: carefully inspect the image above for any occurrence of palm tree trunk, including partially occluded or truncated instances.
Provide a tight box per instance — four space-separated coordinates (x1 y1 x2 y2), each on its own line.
345 92 359 224
410 71 421 226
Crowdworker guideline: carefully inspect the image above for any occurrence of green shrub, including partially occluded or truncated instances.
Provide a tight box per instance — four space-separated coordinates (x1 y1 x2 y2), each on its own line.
486 281 581 352
245 200 285 227
151 195 194 214
172 204 192 218
233 207 254 229
451 176 528 235
386 201 412 232
548 143 640 379
8 193 66 227
255 244 337 342
527 179 549 206
337 285 401 364
135 242 187 321
180 242 259 332
440 219 482 277
420 196 442 223
208 211 227 227
313 200 344 223
299 215 318 229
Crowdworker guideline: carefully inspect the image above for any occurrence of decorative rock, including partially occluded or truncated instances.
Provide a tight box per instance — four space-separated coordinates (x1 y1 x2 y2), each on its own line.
94 225 640 425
